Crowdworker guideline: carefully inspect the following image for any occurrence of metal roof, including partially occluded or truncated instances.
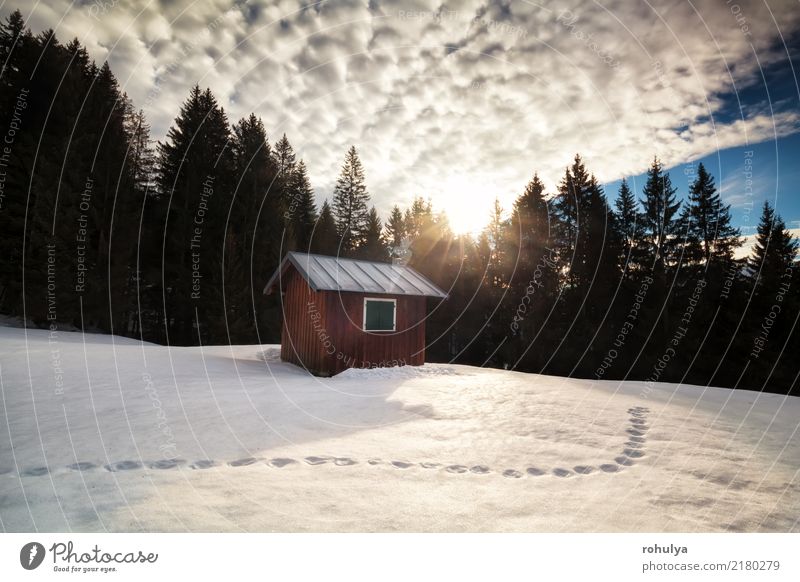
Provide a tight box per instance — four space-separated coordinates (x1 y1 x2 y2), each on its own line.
264 252 448 298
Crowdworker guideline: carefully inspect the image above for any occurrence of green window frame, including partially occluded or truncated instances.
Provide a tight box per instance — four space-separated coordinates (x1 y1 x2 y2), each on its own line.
363 298 396 331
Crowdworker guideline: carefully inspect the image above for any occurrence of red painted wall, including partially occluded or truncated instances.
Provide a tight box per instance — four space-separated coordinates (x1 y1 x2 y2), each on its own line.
279 265 427 376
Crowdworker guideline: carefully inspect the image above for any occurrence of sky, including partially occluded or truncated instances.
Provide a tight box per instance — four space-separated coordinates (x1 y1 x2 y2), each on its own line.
4 0 799 235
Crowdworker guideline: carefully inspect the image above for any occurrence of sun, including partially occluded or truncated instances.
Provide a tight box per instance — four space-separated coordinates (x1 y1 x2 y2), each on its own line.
437 174 494 236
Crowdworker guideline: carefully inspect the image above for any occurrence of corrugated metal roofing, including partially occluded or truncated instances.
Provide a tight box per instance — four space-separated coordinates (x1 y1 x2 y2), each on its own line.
264 252 448 298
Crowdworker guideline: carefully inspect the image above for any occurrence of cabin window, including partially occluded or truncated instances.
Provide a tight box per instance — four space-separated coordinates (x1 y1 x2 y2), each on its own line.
363 298 396 331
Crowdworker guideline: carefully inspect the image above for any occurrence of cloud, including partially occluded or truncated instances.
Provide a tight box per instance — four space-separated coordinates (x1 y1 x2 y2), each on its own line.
4 0 799 228
736 228 800 260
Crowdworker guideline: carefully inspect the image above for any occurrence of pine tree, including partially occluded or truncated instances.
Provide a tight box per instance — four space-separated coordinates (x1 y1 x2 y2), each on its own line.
510 173 550 255
229 113 281 342
552 155 621 369
273 133 296 177
554 155 618 289
614 178 644 269
358 207 388 261
640 157 682 271
506 173 557 355
272 133 296 211
385 205 406 250
747 202 798 295
331 145 370 255
157 85 233 344
0 12 36 314
311 200 339 255
681 162 740 267
287 160 317 251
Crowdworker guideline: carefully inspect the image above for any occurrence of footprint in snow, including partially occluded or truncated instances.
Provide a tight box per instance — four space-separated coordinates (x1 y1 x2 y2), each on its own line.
16 405 650 481
304 456 331 465
148 459 185 470
334 458 357 466
105 460 141 472
67 462 97 471
228 457 260 467
268 458 297 468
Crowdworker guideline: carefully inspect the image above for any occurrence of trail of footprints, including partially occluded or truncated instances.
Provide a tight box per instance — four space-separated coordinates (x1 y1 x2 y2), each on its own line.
8 407 649 480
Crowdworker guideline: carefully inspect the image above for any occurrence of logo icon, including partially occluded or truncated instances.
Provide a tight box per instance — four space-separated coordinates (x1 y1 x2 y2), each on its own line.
20 542 45 570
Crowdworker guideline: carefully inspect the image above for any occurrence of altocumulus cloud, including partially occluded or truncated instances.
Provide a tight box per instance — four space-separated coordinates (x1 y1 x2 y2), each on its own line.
6 0 799 218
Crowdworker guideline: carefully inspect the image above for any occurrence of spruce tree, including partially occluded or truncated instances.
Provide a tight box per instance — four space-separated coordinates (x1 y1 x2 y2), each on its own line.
273 133 296 177
748 202 798 294
358 207 388 261
681 162 740 267
506 173 557 357
272 133 296 209
640 157 682 271
157 85 233 344
229 113 281 342
331 145 370 255
287 160 317 251
552 155 621 370
614 178 644 269
385 205 407 250
311 200 339 255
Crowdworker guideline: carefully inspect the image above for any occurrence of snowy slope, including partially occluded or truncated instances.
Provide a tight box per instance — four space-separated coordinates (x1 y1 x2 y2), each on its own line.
0 325 798 532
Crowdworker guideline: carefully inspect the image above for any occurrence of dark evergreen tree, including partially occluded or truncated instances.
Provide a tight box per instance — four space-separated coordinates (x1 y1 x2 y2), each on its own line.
358 207 388 261
681 162 740 267
640 157 682 272
157 85 233 345
272 133 296 212
385 205 407 250
228 113 282 343
273 133 296 178
0 12 37 315
614 178 645 269
739 202 800 394
552 155 622 374
311 200 339 255
331 145 370 255
287 160 317 251
747 202 798 295
505 173 558 368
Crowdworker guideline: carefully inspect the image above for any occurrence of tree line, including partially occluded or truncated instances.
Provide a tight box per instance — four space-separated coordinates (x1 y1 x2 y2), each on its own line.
1 12 798 395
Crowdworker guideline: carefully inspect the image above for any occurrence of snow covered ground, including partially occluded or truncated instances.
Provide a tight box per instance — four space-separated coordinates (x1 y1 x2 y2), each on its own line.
0 325 798 532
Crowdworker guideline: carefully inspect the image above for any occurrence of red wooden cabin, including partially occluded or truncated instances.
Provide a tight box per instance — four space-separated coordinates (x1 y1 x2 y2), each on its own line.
264 252 447 376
